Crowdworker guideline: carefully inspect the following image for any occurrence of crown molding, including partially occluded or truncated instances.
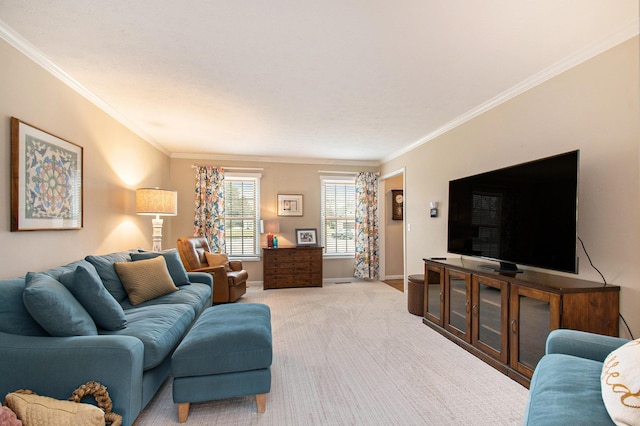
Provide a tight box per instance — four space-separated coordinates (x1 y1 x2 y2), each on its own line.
0 19 170 156
171 151 380 167
383 20 640 164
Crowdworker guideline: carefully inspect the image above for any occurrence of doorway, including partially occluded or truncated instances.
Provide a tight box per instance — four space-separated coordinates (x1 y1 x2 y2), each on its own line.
381 170 405 292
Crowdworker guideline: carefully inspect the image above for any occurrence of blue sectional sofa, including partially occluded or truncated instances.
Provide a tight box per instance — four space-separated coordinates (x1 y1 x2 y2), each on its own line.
523 329 629 425
0 249 213 426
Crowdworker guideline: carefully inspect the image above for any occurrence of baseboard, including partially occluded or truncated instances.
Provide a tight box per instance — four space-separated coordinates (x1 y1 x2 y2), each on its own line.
384 275 404 281
323 277 370 284
248 277 379 288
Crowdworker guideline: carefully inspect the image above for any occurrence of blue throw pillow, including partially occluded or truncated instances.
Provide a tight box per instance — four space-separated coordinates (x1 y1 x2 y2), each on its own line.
23 272 97 337
131 249 190 286
59 265 127 330
85 252 132 302
0 278 48 336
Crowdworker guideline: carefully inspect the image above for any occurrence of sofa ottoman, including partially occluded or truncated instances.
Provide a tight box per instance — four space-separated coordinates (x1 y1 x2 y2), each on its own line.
170 303 272 423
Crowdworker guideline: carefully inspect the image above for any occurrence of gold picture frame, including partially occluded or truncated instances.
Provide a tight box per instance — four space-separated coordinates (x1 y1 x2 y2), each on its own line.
11 117 83 231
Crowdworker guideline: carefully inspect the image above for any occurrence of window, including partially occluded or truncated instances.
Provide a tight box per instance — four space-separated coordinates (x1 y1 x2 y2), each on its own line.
224 173 261 257
321 177 356 256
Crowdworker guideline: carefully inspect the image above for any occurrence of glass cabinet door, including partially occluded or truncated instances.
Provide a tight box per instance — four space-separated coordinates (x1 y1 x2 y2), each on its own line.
472 275 508 363
509 285 561 378
424 264 444 326
444 269 471 343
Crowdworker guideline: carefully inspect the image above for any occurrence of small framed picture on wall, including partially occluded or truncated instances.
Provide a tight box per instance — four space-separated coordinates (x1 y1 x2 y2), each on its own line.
392 190 403 220
278 194 303 216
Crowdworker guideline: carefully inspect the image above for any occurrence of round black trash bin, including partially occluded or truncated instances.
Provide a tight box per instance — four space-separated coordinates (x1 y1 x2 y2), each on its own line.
407 274 424 316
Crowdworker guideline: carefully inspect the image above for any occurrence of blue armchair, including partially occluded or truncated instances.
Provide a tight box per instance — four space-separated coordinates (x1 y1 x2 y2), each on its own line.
523 329 629 425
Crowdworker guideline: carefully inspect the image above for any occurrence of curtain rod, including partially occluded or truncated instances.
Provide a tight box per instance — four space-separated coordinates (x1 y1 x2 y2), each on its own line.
191 165 264 172
317 170 379 176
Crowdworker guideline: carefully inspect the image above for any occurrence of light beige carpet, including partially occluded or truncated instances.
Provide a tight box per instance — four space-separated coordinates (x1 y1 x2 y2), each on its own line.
133 281 528 425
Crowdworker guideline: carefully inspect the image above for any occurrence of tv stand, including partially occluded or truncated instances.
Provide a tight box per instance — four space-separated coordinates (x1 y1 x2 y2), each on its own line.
422 257 619 387
478 261 523 274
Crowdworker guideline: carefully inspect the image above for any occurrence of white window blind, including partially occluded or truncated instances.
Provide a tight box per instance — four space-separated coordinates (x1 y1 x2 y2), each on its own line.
321 177 356 255
224 174 260 257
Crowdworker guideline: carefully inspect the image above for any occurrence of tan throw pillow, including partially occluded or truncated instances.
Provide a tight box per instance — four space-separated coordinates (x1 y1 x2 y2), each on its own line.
602 338 640 425
5 392 105 426
205 252 232 272
114 256 178 305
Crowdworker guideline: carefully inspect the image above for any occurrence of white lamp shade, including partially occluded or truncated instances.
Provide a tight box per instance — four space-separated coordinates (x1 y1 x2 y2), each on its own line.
136 188 178 216
264 220 280 234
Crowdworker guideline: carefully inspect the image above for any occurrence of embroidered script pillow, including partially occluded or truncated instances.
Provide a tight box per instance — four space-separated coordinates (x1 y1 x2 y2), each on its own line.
602 338 640 425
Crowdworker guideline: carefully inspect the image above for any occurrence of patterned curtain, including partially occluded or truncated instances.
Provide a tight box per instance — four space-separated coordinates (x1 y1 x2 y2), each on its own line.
354 172 379 279
193 166 226 252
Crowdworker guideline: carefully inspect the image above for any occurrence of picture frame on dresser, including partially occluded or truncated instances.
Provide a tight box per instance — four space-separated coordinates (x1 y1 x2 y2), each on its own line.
295 228 317 246
10 117 83 231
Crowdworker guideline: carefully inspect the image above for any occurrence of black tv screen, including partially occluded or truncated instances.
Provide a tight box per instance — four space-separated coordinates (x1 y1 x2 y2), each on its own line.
447 151 579 274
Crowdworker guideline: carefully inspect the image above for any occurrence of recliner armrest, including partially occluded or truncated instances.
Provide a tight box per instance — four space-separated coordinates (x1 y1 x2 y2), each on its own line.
545 329 629 362
193 265 226 275
229 260 244 271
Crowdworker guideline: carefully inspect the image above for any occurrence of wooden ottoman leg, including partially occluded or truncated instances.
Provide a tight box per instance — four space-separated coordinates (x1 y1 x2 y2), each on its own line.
178 402 191 423
256 393 267 413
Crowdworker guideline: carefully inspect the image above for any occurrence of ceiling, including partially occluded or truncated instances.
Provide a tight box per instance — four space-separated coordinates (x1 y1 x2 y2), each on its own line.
0 1 637 164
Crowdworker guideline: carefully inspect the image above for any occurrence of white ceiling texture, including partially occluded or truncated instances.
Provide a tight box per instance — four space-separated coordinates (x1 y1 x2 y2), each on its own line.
0 1 637 164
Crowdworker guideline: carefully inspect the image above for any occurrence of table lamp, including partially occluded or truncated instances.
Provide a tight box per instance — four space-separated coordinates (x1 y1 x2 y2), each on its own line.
136 188 178 251
264 220 280 248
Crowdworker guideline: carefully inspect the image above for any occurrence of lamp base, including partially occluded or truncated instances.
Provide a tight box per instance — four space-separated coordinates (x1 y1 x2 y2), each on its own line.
152 216 164 252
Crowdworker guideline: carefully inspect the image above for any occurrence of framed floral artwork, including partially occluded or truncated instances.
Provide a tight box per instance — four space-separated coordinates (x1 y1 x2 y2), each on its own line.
11 117 83 231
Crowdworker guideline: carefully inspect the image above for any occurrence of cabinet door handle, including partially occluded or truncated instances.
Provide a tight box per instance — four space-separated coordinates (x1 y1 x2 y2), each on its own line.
472 304 478 317
511 319 518 334
465 301 470 313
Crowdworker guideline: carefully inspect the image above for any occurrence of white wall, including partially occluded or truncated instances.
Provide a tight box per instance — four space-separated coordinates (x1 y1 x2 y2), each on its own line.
0 40 171 277
381 37 640 338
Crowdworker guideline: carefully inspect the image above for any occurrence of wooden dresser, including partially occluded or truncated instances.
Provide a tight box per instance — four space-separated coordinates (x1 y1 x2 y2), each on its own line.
263 246 323 289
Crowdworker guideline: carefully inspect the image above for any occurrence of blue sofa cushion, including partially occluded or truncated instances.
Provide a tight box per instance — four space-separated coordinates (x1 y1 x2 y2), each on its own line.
23 272 97 337
171 303 272 378
59 265 127 331
131 249 190 286
85 252 133 302
120 283 211 317
524 353 615 425
0 278 48 336
100 304 195 370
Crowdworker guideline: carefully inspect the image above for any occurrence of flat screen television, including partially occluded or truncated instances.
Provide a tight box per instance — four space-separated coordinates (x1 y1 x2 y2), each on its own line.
447 150 579 274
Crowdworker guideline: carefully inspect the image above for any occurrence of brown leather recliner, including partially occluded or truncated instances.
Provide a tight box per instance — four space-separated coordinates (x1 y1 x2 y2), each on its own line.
176 236 247 304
